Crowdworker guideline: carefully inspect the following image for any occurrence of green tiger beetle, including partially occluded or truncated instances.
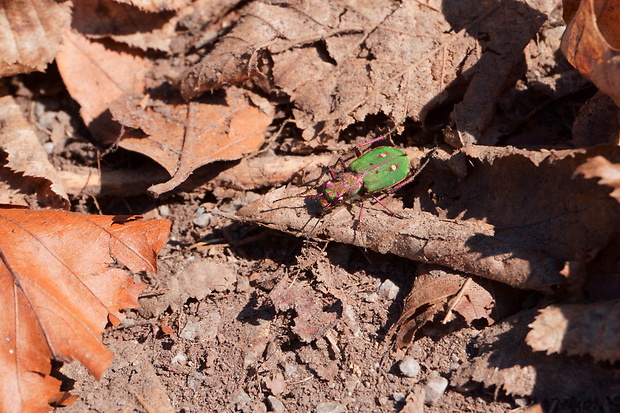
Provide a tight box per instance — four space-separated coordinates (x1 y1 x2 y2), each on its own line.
304 136 433 221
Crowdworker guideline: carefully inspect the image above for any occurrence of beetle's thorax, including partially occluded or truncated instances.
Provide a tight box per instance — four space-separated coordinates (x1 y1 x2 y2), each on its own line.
319 173 363 208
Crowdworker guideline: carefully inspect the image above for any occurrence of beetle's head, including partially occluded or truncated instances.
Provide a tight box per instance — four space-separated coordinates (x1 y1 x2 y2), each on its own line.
319 180 345 209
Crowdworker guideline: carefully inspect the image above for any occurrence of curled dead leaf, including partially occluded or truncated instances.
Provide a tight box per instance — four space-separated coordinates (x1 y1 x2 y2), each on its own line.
0 91 68 208
562 0 620 107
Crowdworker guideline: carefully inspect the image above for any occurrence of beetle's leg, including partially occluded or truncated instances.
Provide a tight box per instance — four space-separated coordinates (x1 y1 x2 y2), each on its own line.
358 200 365 222
336 157 348 171
327 164 339 179
371 195 395 215
354 136 390 157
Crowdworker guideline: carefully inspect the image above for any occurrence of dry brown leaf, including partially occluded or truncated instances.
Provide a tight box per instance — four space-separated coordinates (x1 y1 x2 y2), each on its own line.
110 87 273 196
452 310 618 400
0 206 170 413
562 0 620 107
72 0 179 52
0 0 71 76
179 0 555 145
391 265 514 348
0 90 68 209
526 301 620 362
392 266 468 347
575 155 620 202
56 29 151 143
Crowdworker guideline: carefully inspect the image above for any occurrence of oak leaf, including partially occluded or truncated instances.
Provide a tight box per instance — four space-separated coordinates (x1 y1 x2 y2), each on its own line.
0 206 170 413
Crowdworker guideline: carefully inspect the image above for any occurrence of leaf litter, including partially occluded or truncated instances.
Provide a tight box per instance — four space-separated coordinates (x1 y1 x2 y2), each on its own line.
0 0 619 411
180 0 558 145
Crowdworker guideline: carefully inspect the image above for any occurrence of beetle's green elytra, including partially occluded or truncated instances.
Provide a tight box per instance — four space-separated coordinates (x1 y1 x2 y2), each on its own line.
349 146 410 192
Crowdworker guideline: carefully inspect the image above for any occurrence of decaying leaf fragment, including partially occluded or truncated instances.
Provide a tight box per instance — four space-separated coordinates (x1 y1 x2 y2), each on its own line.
111 87 274 196
0 206 170 413
562 0 620 107
270 275 338 343
0 0 72 76
575 155 620 203
391 265 504 348
72 0 180 52
526 301 620 362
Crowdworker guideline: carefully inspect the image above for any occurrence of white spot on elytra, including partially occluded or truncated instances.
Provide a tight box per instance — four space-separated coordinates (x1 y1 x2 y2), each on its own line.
9 349 14 354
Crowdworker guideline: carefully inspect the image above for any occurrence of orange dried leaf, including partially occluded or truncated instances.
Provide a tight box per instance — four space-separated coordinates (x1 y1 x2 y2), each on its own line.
56 30 151 143
0 206 170 413
111 87 273 196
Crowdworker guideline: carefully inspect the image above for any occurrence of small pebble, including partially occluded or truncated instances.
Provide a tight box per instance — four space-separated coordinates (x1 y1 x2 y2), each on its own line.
391 392 406 402
233 390 253 406
267 395 285 412
171 353 187 364
158 205 170 216
192 207 216 227
379 279 399 300
315 402 344 413
399 356 421 378
424 376 448 405
364 292 378 303
43 141 55 154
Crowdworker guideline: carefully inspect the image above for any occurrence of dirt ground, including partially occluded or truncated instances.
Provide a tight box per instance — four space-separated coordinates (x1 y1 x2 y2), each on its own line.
57 196 518 413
